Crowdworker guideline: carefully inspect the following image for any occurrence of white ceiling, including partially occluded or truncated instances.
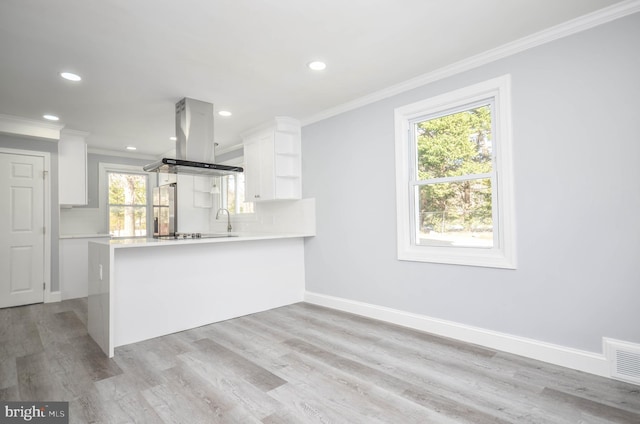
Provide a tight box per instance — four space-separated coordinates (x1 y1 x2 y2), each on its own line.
0 0 623 157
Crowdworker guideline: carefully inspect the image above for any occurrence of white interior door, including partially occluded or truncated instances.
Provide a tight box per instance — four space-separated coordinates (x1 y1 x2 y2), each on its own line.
0 152 45 308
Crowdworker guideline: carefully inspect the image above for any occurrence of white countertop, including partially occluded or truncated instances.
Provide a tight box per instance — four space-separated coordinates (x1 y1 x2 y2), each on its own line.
60 233 112 239
91 232 314 249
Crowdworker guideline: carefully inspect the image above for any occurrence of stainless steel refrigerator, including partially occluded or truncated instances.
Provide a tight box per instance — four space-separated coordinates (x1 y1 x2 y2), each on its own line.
153 183 177 237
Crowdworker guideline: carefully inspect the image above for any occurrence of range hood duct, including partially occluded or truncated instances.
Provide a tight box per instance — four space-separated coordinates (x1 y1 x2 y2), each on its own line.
143 98 243 176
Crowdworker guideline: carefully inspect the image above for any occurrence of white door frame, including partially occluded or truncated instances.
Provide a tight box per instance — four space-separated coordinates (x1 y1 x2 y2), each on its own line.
0 147 56 303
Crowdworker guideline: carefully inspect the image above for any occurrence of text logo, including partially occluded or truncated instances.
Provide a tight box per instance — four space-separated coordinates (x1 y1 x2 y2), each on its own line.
1 402 68 423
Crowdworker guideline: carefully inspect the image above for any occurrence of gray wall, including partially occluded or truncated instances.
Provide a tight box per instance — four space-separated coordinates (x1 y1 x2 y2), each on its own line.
302 13 640 353
0 133 60 291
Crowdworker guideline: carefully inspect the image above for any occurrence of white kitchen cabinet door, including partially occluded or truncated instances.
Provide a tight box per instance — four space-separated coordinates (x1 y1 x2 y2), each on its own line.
157 172 177 186
59 130 88 205
244 132 275 201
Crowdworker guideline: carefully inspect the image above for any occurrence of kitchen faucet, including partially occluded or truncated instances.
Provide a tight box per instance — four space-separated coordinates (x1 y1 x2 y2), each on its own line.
216 208 232 232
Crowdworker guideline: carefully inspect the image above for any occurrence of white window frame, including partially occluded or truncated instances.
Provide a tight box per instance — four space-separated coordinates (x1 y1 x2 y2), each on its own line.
218 156 257 221
394 75 517 269
98 163 154 237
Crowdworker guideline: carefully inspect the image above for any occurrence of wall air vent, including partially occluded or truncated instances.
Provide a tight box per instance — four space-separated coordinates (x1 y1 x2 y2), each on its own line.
604 338 640 385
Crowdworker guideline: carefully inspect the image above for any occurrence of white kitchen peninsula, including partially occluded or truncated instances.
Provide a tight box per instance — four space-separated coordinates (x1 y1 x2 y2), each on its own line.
88 233 311 357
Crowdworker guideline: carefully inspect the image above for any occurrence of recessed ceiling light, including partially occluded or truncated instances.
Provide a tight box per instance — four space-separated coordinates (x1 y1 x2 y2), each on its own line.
60 72 82 82
43 114 59 121
126 146 137 151
218 110 232 117
169 136 177 141
308 61 327 71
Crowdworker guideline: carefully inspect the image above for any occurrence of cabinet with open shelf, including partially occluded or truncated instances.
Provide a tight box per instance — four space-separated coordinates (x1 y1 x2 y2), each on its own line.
243 117 301 201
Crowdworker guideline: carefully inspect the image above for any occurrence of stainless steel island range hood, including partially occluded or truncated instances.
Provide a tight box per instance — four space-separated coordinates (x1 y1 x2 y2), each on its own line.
143 98 243 176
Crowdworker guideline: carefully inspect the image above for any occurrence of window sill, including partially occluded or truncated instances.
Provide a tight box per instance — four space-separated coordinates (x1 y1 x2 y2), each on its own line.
398 244 516 269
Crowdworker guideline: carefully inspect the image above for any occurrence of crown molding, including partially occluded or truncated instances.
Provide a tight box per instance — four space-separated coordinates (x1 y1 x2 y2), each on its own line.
60 128 90 138
0 113 64 140
87 147 158 161
215 143 243 155
302 0 640 127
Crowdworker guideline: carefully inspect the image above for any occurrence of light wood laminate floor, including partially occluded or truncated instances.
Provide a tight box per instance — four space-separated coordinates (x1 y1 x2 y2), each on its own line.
1 298 639 423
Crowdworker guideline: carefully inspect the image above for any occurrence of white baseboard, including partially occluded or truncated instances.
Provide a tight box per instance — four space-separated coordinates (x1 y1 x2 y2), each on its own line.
304 291 609 378
45 290 61 303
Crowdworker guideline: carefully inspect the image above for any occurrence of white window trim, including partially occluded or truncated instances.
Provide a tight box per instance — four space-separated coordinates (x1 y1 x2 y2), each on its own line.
219 156 257 222
394 75 517 269
98 163 154 237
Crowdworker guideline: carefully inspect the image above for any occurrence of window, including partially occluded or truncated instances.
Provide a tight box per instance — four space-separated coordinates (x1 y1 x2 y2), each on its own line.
107 172 148 238
220 172 254 214
414 103 493 248
217 155 254 215
394 75 516 268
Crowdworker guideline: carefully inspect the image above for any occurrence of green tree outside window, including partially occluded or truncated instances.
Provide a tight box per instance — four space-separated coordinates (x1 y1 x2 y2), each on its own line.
415 104 493 247
108 172 147 237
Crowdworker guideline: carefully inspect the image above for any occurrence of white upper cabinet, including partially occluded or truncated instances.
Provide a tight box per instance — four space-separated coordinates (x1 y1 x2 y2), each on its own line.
58 129 89 206
244 132 275 201
243 117 301 201
157 172 177 186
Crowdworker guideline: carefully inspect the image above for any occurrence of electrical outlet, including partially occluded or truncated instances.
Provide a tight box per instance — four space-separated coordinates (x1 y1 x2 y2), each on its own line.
99 264 103 281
